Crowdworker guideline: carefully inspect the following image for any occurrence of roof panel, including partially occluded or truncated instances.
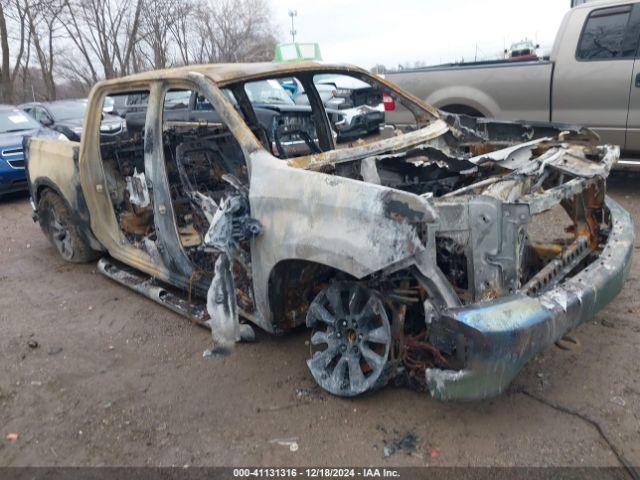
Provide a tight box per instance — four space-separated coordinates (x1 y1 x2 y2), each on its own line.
96 61 367 88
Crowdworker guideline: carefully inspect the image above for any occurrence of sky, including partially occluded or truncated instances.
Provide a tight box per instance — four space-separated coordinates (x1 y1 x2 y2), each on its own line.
271 0 572 69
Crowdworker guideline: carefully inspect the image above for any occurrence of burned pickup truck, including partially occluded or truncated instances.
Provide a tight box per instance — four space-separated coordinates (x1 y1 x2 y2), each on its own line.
25 62 633 401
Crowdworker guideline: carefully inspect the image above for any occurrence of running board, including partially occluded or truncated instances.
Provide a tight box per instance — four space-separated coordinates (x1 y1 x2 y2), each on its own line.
97 257 209 327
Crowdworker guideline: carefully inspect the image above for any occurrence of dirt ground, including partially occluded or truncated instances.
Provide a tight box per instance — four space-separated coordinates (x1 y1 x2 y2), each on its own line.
0 173 639 469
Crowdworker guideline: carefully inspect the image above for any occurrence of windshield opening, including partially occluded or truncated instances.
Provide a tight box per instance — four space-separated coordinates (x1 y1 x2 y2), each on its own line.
233 70 437 161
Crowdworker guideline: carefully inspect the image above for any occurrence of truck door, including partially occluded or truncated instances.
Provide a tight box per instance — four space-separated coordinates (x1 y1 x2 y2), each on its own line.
623 5 640 153
552 4 640 148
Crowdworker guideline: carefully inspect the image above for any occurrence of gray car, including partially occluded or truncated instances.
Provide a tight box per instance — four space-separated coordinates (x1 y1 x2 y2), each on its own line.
20 100 126 141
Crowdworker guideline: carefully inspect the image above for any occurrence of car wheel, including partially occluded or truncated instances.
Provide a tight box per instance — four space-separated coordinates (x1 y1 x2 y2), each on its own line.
306 282 392 397
38 189 98 263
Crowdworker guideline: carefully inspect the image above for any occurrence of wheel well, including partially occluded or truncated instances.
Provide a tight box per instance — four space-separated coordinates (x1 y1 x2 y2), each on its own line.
35 183 60 206
440 104 485 118
33 183 105 254
267 259 353 333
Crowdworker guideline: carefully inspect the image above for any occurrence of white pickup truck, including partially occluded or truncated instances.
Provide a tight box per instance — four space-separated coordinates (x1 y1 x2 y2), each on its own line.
388 0 640 166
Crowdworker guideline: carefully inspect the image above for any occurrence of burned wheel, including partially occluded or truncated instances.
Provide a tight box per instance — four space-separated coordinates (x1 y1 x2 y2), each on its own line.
38 190 98 263
306 282 391 397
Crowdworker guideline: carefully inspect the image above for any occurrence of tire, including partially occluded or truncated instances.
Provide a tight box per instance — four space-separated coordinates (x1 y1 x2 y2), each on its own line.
38 189 98 263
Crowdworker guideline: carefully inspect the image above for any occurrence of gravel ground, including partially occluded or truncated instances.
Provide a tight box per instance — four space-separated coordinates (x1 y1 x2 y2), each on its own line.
0 173 639 468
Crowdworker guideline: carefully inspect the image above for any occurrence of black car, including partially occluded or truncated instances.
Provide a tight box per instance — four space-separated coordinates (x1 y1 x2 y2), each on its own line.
19 100 126 141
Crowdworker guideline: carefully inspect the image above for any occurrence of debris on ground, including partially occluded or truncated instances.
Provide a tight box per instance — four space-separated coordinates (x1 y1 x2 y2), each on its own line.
27 340 38 349
610 396 626 407
295 387 323 402
536 372 549 389
269 437 299 452
555 335 580 351
5 433 19 441
381 431 419 458
295 388 313 400
601 318 616 329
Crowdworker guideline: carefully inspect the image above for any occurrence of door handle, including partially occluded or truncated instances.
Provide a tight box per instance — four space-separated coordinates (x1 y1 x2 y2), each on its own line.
635 73 640 87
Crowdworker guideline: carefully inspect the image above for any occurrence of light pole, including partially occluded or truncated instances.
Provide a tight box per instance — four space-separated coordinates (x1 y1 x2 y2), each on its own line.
288 9 297 43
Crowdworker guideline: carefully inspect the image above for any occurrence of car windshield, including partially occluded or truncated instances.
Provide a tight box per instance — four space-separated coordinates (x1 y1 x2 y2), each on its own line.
48 102 87 121
244 80 294 105
0 108 41 133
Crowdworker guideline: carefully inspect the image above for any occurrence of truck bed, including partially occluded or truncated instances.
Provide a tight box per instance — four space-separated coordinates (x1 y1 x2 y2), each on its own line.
26 137 82 214
386 59 553 124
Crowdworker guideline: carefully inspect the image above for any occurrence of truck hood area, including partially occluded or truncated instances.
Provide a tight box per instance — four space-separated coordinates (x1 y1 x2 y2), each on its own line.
269 113 629 399
290 113 615 201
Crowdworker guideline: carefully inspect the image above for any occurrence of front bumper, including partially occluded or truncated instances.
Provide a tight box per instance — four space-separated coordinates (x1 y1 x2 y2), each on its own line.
0 163 28 196
425 197 634 401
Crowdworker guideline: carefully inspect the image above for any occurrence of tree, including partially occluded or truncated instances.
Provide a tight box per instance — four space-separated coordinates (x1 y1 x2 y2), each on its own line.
0 0 27 102
25 0 64 100
136 0 192 70
193 0 277 64
168 1 198 66
0 0 280 102
60 0 143 80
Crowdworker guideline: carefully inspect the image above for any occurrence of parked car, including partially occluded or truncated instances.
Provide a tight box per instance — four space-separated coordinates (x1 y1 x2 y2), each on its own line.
387 0 640 167
20 100 125 141
0 105 61 197
506 39 539 60
282 75 389 140
25 62 632 401
113 89 196 118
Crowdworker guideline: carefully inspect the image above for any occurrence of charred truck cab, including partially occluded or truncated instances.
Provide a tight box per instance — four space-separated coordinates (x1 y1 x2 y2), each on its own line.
25 62 633 401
